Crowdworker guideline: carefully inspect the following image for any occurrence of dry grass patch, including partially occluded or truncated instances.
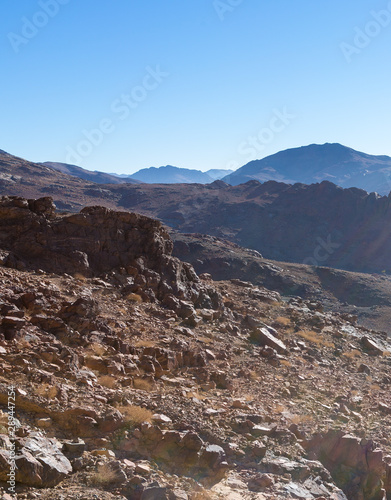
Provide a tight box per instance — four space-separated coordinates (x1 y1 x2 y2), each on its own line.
273 404 286 414
91 463 118 485
296 330 334 348
342 349 361 359
243 394 254 402
275 316 292 326
133 378 155 392
34 383 59 400
88 343 108 356
249 370 261 380
134 340 155 348
185 387 207 401
117 405 153 425
125 293 143 303
98 375 117 389
290 414 314 425
73 272 87 282
197 336 213 344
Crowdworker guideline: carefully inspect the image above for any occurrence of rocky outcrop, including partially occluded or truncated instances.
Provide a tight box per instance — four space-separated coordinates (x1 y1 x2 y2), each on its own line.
304 430 386 500
0 196 221 310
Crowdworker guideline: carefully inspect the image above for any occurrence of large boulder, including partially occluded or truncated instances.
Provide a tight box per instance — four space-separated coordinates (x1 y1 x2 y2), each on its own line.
0 432 72 487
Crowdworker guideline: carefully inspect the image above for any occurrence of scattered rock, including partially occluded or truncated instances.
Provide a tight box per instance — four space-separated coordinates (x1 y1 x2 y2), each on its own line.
251 327 288 354
361 336 384 355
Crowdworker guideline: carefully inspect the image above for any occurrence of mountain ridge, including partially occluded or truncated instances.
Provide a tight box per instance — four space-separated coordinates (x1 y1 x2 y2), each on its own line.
8 143 391 193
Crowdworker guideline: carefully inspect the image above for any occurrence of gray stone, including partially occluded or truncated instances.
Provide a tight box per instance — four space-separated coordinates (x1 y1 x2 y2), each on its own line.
283 482 314 499
251 327 287 354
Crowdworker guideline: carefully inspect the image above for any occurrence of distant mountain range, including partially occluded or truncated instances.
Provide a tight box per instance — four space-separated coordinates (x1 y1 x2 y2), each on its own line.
223 143 391 195
126 165 232 184
41 144 391 194
43 162 233 185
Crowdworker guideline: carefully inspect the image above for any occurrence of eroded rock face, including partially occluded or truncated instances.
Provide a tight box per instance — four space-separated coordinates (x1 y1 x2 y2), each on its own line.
305 430 385 500
0 197 221 310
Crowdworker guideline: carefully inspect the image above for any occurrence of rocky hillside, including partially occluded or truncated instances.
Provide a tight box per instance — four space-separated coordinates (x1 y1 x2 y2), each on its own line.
171 232 391 335
223 143 391 195
0 149 123 212
110 179 391 275
2 198 391 499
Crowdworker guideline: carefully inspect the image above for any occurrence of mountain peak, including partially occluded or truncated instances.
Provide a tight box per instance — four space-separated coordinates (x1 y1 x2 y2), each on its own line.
223 143 391 194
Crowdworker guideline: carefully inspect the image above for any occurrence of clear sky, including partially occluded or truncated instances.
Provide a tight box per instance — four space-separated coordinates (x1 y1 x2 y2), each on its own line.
1 0 391 174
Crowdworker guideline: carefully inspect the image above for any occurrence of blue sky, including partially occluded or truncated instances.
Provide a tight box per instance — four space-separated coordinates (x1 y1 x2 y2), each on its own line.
1 0 391 174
